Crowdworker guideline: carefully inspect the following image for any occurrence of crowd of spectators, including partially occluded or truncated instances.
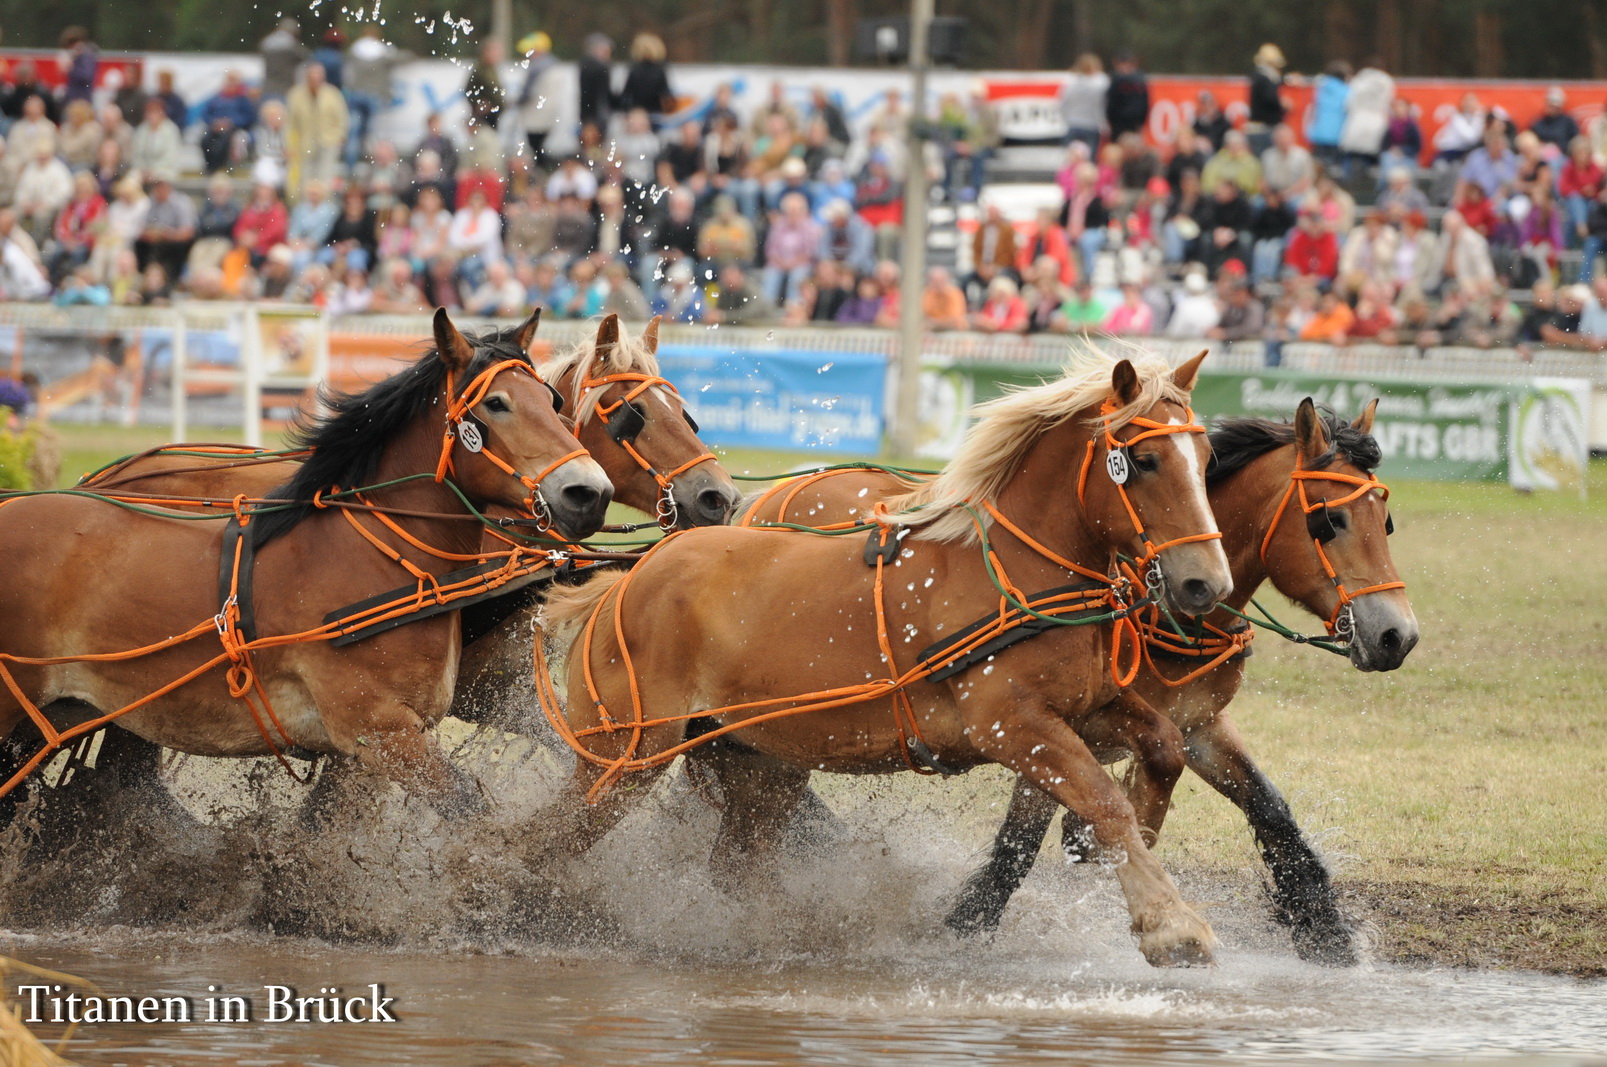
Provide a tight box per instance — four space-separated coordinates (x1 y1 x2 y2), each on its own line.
1 25 1607 354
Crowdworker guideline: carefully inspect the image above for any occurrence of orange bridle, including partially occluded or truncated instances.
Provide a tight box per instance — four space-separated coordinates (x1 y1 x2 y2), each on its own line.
1077 396 1223 592
580 371 717 530
433 358 589 530
1259 453 1407 637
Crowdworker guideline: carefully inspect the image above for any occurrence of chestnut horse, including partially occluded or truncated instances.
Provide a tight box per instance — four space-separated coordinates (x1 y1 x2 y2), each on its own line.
0 309 611 818
541 351 1234 968
720 397 1417 965
2 314 739 824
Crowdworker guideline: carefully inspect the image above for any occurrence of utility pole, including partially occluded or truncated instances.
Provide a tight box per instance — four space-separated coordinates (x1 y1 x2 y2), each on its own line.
890 0 933 458
492 0 513 57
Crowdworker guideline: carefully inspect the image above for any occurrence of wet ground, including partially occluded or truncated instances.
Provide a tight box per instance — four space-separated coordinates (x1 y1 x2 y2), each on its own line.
3 740 1605 1066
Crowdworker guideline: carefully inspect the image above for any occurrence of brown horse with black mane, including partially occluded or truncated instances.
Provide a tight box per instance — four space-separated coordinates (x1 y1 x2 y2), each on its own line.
540 351 1234 967
0 309 610 818
719 395 1417 965
0 314 740 828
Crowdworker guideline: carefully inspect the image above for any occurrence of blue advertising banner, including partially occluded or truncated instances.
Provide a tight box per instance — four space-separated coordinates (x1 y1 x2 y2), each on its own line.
656 345 886 453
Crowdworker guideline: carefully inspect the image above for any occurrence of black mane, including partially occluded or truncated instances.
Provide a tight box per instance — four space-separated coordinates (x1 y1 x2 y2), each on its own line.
1206 408 1383 486
251 324 533 546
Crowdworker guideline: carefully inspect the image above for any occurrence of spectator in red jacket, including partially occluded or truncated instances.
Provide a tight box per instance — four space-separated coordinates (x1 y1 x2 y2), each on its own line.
233 183 290 264
970 274 1029 333
1284 207 1339 284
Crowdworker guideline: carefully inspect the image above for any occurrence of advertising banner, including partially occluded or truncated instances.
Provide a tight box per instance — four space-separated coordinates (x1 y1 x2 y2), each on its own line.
656 345 884 454
918 360 1590 489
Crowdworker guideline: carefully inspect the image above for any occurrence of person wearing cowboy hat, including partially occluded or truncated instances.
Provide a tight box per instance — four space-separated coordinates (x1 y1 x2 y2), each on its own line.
1248 43 1290 157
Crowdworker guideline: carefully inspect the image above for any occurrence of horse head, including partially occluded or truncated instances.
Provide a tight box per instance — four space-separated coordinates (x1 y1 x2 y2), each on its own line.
1080 351 1233 618
548 314 739 530
434 307 613 540
1258 397 1418 672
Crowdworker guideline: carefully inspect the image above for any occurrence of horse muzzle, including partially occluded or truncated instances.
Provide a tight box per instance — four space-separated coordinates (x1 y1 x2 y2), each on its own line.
671 467 741 529
1346 594 1420 672
543 458 614 541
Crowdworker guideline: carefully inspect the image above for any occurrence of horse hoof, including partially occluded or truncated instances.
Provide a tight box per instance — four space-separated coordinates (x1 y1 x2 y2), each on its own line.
1136 907 1218 967
1292 920 1360 967
943 902 1003 939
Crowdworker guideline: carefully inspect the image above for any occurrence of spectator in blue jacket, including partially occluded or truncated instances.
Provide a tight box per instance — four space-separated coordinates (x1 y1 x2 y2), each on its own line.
199 71 258 174
1306 61 1352 169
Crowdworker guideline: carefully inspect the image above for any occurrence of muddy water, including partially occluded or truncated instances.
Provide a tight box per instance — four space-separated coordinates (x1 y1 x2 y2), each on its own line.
3 741 1605 1066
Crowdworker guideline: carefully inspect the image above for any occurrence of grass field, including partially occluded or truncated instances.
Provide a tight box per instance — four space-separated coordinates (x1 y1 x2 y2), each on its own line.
27 424 1607 975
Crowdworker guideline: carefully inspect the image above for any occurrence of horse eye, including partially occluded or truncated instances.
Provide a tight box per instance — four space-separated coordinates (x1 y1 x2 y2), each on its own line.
1329 510 1349 530
485 396 510 414
1133 453 1160 472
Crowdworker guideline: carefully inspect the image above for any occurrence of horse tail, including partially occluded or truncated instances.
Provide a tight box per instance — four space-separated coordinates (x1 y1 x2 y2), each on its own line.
541 567 627 653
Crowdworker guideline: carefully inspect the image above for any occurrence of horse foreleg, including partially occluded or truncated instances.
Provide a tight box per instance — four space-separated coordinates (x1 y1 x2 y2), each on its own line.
686 739 847 856
699 748 813 896
970 706 1217 967
944 775 1059 936
343 719 487 821
1073 690 1188 849
1185 711 1357 966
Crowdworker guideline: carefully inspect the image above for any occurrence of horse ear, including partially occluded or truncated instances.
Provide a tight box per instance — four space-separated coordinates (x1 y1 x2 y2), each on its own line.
513 307 542 353
1111 359 1142 406
642 315 661 354
1294 397 1330 457
1171 349 1208 392
433 307 474 372
1352 397 1379 434
592 313 621 370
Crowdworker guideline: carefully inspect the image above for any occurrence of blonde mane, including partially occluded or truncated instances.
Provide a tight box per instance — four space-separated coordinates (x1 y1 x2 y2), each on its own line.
889 346 1190 544
539 319 663 422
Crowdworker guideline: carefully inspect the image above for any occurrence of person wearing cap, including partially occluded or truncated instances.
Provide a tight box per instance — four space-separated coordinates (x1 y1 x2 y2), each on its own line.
345 25 409 170
515 31 563 167
134 172 196 283
1532 87 1579 153
1166 270 1221 337
130 97 183 180
1247 43 1290 157
1104 50 1149 141
260 18 308 102
818 198 875 277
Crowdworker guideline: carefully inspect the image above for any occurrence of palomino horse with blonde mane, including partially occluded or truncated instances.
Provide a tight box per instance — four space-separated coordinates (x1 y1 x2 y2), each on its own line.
1 314 739 825
727 396 1418 964
541 352 1233 967
0 309 611 819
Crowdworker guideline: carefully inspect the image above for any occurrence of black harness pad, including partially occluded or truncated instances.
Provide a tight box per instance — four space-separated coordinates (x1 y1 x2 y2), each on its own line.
1306 503 1338 543
606 399 647 443
323 559 559 647
915 581 1111 682
863 525 900 566
218 515 259 643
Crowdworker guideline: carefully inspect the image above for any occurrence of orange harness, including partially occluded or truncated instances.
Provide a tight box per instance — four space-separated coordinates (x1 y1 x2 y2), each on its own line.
0 358 587 800
582 372 718 530
1260 451 1406 639
537 405 1216 800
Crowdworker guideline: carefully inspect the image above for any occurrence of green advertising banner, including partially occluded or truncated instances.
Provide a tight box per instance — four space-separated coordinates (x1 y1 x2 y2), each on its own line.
916 362 1590 490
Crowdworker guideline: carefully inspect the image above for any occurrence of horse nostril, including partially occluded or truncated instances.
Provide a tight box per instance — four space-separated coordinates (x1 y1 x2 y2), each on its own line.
1379 627 1402 653
561 483 603 514
1181 578 1216 611
697 487 734 519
